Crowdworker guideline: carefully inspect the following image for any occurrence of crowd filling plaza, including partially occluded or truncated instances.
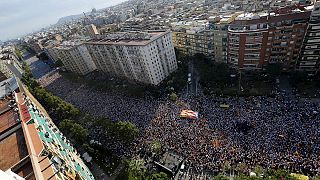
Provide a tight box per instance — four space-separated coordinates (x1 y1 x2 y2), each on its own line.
39 71 320 177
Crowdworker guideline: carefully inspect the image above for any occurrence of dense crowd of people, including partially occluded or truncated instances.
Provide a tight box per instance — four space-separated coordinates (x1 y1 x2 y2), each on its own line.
39 71 320 177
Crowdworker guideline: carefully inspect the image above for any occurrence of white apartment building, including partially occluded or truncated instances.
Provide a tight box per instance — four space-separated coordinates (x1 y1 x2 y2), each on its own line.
49 41 97 75
85 31 177 85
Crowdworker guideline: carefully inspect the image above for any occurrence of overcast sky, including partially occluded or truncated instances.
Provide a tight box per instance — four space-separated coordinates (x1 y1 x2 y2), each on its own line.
0 0 127 41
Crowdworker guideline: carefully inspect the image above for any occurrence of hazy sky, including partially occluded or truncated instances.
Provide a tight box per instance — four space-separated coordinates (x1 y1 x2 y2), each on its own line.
0 0 127 41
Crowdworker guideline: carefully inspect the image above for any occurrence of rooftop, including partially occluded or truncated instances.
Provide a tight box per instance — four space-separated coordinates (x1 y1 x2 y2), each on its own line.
86 30 169 46
0 129 29 171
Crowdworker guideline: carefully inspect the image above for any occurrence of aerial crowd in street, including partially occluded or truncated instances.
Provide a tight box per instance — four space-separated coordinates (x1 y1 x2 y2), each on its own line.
39 71 320 177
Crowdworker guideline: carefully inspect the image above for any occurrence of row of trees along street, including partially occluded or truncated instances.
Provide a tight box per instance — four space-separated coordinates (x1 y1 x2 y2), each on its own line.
21 62 140 177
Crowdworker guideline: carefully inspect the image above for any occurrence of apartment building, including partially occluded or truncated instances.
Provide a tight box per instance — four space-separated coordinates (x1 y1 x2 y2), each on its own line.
172 31 187 54
213 14 239 63
48 41 97 75
228 6 311 70
172 29 214 59
228 13 269 69
85 31 177 85
0 77 94 180
43 40 61 63
46 47 60 63
267 7 310 70
297 2 320 71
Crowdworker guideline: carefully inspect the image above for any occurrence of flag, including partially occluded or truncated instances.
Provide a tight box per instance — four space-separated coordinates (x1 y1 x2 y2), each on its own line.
180 110 199 119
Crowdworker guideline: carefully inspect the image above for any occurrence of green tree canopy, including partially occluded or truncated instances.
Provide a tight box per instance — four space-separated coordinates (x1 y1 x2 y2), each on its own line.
127 158 146 180
169 92 178 102
147 172 168 180
59 119 88 143
114 121 139 143
266 63 283 77
149 140 161 154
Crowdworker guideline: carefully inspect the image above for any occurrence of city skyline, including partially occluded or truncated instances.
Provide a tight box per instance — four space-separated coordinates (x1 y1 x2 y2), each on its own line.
0 0 127 41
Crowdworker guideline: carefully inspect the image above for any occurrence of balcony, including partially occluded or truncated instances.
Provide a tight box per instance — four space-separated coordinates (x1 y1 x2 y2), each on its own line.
228 24 269 33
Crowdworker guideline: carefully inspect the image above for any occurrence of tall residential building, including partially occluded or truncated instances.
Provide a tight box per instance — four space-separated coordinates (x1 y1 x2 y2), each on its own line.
267 8 310 70
228 7 311 70
86 31 177 85
0 77 94 180
213 14 239 63
172 29 214 59
297 1 320 71
43 40 61 63
49 41 97 75
228 13 270 69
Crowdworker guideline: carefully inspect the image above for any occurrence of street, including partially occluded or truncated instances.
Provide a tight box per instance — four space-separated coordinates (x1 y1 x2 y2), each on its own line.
25 56 53 79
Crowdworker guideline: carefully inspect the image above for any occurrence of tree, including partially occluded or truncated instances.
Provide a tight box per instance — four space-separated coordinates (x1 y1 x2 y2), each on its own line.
149 140 161 154
114 121 139 143
213 173 229 180
169 92 178 102
266 63 283 77
82 143 95 154
14 48 23 60
59 119 88 143
234 174 261 180
70 123 88 143
127 158 146 180
147 172 168 180
265 169 297 180
59 119 74 131
235 163 248 175
253 166 264 178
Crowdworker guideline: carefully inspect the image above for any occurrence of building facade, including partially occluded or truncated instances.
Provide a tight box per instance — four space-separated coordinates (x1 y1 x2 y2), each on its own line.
49 42 97 75
228 14 270 69
267 9 310 70
172 29 214 59
213 14 239 63
227 7 311 70
0 77 94 180
297 1 320 71
86 31 177 85
213 23 229 63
